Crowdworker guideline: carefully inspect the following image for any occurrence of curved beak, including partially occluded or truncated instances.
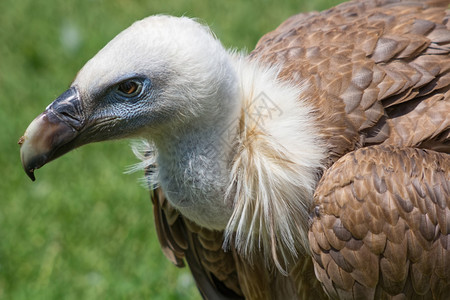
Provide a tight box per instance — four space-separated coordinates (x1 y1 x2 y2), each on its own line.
19 87 85 181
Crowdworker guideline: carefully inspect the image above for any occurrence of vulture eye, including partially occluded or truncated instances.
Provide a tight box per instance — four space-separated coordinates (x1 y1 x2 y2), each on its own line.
116 80 143 97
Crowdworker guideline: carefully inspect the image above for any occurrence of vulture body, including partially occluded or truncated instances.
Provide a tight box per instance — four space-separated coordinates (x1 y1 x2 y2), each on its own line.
20 0 449 299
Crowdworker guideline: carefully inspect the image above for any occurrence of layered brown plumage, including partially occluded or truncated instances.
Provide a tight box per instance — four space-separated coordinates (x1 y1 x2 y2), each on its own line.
150 0 450 299
310 146 449 299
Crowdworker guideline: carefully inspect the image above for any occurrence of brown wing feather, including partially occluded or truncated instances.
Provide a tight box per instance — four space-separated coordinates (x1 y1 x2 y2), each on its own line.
151 188 244 299
309 145 450 299
250 0 450 165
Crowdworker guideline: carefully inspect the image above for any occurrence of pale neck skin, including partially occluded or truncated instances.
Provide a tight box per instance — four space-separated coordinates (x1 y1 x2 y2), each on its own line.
148 84 241 230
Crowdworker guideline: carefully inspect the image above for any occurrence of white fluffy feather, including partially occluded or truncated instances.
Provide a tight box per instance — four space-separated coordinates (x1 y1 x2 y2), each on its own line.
224 57 326 272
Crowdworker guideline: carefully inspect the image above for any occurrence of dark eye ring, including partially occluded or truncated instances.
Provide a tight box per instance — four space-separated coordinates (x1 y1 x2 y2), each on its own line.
116 80 143 97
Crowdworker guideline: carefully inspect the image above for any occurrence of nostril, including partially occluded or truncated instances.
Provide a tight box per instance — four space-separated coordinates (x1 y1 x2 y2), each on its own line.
60 111 77 121
57 110 84 130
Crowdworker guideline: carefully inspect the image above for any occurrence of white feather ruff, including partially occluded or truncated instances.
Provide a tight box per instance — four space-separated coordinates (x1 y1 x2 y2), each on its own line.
223 57 326 273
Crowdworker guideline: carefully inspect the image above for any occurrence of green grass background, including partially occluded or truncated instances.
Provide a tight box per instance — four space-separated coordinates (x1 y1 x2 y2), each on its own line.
1 0 343 299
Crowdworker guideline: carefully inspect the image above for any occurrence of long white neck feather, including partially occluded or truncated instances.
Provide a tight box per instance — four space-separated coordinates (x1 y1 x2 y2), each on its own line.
131 51 326 272
225 55 326 272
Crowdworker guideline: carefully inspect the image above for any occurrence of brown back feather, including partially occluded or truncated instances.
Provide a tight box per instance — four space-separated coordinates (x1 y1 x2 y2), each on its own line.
251 0 450 164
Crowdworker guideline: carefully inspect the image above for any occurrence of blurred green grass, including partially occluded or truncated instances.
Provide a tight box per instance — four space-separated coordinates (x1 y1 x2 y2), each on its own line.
0 0 343 299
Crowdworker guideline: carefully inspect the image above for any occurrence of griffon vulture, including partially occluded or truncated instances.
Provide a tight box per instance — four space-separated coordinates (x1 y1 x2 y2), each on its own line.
20 0 449 299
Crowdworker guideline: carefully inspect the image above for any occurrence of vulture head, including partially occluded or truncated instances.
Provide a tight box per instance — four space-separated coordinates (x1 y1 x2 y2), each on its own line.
20 16 243 227
21 16 238 172
20 15 325 270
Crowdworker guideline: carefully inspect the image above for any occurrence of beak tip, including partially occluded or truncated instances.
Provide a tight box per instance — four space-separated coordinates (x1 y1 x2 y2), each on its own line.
20 150 37 181
26 169 36 181
19 137 39 182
